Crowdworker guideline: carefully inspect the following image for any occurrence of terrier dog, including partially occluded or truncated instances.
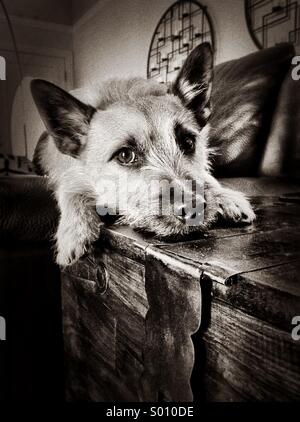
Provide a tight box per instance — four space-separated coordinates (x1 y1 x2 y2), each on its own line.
31 43 255 267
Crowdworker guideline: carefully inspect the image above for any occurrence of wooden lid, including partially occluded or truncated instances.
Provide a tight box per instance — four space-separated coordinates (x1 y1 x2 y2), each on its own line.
99 179 300 332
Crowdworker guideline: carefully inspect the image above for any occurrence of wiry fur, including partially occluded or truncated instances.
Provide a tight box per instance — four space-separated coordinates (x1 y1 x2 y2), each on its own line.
31 43 255 267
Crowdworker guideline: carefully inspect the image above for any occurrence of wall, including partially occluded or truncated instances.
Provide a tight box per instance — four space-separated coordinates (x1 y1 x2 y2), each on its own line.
2 0 98 26
4 0 73 25
73 0 257 87
72 0 99 23
0 10 73 156
0 14 72 52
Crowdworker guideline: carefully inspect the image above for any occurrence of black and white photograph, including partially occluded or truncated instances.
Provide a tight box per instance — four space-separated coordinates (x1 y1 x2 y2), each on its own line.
0 0 300 407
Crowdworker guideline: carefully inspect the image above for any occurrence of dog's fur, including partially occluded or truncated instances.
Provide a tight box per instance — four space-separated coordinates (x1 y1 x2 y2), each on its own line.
31 43 255 267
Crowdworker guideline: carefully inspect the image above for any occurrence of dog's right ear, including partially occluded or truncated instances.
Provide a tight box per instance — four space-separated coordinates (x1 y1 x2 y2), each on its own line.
31 79 95 157
172 42 213 127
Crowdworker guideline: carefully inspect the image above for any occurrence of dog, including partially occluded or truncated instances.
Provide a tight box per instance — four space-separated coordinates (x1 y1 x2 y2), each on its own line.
31 43 255 267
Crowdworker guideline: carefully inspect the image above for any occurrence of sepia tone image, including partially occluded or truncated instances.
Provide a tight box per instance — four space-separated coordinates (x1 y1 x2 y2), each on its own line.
0 0 299 404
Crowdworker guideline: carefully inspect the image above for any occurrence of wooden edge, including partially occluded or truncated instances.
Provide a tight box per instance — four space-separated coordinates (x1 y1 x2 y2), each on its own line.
141 246 202 401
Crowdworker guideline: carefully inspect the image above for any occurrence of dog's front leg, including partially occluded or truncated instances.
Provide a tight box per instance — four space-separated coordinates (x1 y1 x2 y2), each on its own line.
55 189 101 267
204 173 256 225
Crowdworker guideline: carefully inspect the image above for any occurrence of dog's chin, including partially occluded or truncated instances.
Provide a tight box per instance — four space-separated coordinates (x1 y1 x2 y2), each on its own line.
117 215 206 241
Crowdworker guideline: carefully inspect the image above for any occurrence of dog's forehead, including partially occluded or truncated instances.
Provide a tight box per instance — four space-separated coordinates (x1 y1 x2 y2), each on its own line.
103 94 195 138
88 93 199 163
134 94 192 126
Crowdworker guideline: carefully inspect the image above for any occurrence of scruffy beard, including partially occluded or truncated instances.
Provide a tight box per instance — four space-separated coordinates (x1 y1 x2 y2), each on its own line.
115 214 205 239
96 182 225 239
98 181 254 242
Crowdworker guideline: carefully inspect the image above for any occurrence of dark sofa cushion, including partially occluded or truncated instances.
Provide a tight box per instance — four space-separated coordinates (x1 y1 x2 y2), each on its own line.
260 62 300 178
0 176 58 242
209 43 295 177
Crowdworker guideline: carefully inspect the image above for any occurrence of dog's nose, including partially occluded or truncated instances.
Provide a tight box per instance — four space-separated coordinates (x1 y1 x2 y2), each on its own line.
174 205 197 224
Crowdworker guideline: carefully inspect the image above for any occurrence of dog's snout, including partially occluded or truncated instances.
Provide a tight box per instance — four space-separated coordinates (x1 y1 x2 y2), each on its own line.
175 206 197 223
174 201 205 224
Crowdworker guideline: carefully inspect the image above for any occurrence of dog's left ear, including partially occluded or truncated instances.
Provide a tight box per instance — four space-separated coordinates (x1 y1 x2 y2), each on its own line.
172 42 213 127
31 79 95 157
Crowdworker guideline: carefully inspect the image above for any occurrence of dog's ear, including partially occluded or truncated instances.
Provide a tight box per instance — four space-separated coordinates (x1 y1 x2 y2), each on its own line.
31 79 95 157
172 42 213 127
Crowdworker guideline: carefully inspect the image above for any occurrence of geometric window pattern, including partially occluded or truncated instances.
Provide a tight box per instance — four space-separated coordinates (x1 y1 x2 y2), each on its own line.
147 0 215 84
245 0 300 53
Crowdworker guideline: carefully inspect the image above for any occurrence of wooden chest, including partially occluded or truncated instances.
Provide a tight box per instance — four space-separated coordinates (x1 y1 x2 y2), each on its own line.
61 179 300 401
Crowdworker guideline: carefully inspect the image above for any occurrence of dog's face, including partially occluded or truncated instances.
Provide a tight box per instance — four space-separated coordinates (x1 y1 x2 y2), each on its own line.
31 43 213 238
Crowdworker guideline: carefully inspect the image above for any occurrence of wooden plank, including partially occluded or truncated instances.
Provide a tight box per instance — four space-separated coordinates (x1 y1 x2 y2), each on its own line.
143 247 202 402
102 250 148 318
99 226 148 263
200 370 246 402
158 228 300 289
62 272 119 401
100 225 167 264
198 300 300 401
207 200 300 239
62 249 148 401
205 264 300 333
241 261 300 297
156 222 300 330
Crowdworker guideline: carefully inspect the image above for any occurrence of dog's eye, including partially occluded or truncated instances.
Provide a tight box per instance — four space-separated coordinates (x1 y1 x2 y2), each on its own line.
174 123 196 155
116 148 137 165
184 138 195 154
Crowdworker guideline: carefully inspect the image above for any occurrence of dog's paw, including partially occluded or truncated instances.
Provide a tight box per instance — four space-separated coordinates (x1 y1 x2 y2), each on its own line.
56 228 89 267
56 239 87 267
216 188 256 225
55 220 100 267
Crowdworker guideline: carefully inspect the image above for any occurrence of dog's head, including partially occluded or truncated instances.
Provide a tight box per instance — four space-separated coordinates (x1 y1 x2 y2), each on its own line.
31 43 214 238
